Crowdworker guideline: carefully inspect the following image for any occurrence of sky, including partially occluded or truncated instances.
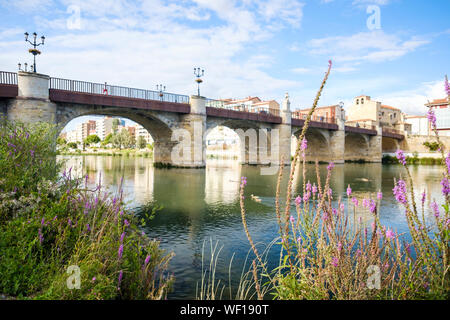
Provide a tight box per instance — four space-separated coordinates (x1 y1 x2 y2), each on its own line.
0 0 449 132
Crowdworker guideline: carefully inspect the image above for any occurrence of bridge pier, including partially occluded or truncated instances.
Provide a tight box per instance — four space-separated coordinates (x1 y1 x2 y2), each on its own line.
7 71 57 124
165 95 206 168
367 127 382 162
273 93 292 165
328 110 346 164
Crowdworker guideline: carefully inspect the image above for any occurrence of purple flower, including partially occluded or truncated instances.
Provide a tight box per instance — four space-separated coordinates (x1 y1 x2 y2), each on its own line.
117 270 123 290
431 201 440 218
38 229 44 244
445 153 450 174
369 200 376 214
332 208 338 216
351 197 359 207
377 191 382 200
240 176 247 187
385 228 395 240
118 244 124 260
331 257 339 267
362 198 370 208
120 232 125 243
393 180 407 204
396 149 406 166
346 185 352 197
30 149 34 157
340 202 345 211
86 223 91 232
306 181 312 192
41 217 45 226
144 255 151 267
427 108 437 129
300 138 307 152
303 191 310 202
327 162 335 170
290 216 295 223
312 184 317 194
124 219 130 227
421 190 426 206
441 178 450 196
295 195 302 205
445 75 450 97
92 277 96 282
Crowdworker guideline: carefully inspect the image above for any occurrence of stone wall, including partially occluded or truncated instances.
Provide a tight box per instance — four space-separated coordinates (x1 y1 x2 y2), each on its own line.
399 135 450 153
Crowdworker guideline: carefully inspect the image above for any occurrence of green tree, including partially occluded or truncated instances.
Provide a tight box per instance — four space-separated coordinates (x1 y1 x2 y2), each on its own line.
112 119 120 134
137 136 147 149
111 129 133 149
67 142 78 149
101 133 113 147
56 137 67 145
84 134 101 146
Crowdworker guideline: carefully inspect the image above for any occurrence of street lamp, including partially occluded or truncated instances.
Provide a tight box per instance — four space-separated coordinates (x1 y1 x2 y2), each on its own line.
24 32 45 73
194 67 204 96
156 84 166 101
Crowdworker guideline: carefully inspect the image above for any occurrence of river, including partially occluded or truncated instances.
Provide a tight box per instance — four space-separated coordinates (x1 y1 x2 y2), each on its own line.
59 155 445 299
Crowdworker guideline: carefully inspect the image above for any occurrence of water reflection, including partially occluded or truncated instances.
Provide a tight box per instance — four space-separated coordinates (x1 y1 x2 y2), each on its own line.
58 156 445 299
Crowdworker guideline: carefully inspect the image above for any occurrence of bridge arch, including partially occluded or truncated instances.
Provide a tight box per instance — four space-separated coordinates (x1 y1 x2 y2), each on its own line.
206 118 274 164
292 127 331 162
56 104 182 165
344 132 370 162
382 136 400 153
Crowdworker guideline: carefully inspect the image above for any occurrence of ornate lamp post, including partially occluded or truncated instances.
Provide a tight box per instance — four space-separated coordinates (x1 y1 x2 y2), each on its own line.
24 32 45 73
194 67 204 96
156 84 166 101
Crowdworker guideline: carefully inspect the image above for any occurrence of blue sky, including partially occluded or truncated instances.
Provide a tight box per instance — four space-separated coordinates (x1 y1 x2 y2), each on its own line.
0 0 449 132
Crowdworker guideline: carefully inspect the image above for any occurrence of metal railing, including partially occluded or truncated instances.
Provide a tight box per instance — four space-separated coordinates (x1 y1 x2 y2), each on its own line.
50 77 190 104
206 99 280 117
291 112 336 124
0 71 17 85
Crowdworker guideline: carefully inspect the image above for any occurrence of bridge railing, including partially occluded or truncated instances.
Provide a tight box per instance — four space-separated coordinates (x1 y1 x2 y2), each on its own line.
206 99 280 117
291 112 336 124
345 122 376 130
50 77 190 104
0 71 18 85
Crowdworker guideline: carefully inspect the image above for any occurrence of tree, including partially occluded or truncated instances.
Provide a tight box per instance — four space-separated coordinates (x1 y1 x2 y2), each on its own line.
67 142 78 149
84 134 101 146
102 133 113 147
137 136 147 149
111 129 134 149
112 119 120 134
56 137 67 145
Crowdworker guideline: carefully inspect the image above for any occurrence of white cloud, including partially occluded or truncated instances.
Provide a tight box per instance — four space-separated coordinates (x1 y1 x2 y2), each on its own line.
0 0 303 102
307 30 429 64
352 0 390 6
375 80 448 115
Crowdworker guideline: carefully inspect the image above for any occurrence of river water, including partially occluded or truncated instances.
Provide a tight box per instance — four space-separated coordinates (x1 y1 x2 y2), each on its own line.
59 155 444 299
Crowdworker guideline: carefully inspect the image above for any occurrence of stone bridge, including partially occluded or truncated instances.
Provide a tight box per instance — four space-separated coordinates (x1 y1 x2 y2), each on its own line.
0 71 405 167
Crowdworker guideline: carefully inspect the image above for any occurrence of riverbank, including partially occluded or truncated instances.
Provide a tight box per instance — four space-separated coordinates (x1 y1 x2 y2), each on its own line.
58 148 153 158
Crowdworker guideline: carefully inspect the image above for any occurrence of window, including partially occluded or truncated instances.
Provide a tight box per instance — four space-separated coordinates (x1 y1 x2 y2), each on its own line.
356 99 359 105
361 98 364 104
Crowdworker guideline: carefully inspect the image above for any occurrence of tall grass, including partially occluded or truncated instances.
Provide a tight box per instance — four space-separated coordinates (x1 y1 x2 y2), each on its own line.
238 62 449 300
0 119 173 299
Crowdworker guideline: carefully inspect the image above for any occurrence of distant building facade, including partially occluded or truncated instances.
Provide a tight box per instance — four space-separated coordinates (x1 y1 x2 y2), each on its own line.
292 104 345 123
218 96 280 115
426 98 450 136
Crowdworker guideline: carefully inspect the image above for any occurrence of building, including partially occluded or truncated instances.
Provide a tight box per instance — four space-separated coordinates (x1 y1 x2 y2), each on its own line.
292 104 344 123
217 96 280 115
426 98 450 136
96 117 114 140
346 95 410 131
135 124 153 144
405 115 430 136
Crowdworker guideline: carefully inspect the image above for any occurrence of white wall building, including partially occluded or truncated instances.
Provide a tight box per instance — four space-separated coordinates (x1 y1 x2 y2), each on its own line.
405 115 430 136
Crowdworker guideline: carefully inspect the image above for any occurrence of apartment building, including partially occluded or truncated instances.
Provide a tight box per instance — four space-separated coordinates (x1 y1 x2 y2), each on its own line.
425 98 450 136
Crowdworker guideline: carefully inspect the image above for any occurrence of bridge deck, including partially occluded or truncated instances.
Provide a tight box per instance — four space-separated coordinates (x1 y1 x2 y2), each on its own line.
292 118 339 130
0 84 18 98
206 107 282 123
345 125 377 136
50 89 190 113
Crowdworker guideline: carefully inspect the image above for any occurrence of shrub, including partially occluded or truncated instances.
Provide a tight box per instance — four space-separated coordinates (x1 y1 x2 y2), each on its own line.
0 119 173 299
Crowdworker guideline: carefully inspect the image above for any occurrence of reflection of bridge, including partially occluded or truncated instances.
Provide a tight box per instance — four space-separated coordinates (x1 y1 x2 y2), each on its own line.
0 71 405 167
